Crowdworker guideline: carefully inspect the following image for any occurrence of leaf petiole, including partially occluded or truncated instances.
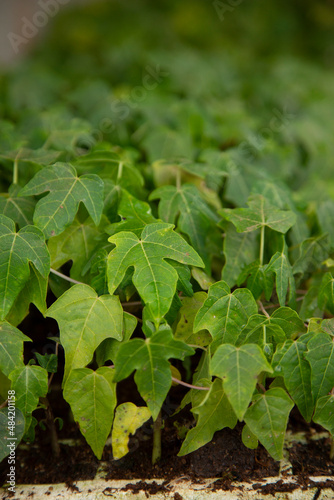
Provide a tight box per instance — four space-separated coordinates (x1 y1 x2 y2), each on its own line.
259 225 265 266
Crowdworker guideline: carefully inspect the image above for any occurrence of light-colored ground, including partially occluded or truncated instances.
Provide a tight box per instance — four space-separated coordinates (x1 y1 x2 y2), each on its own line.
1 477 333 500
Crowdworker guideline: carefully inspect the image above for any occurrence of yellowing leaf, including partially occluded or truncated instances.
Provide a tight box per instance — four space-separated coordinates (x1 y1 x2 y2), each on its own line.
112 403 151 459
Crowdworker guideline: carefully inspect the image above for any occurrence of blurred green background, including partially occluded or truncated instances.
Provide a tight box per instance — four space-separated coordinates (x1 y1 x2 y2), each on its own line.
1 0 334 200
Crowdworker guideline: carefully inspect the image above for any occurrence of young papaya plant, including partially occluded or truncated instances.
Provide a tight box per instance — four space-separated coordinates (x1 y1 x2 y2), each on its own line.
1 1 334 470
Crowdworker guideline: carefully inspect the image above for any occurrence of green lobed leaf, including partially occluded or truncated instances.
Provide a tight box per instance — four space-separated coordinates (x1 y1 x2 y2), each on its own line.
293 234 330 278
272 339 313 421
244 388 294 460
251 180 295 211
9 365 48 433
19 163 104 239
313 395 334 435
194 281 258 348
48 216 108 281
299 284 323 321
107 189 157 236
318 272 334 315
211 344 273 420
5 264 48 326
35 353 58 373
40 116 94 154
238 314 286 353
266 242 296 307
107 223 204 325
88 245 113 295
0 322 30 377
268 307 306 338
0 184 36 228
63 367 116 459
150 183 219 270
219 194 296 234
174 292 211 347
317 200 334 249
239 307 305 357
321 318 334 337
178 378 237 456
96 311 137 366
0 408 25 462
113 327 194 420
168 261 193 297
305 333 334 404
112 403 151 460
307 319 323 334
0 148 60 169
73 150 144 196
237 260 273 300
220 221 257 288
0 215 50 320
47 284 123 381
191 268 215 290
241 424 258 450
179 350 212 412
102 179 121 222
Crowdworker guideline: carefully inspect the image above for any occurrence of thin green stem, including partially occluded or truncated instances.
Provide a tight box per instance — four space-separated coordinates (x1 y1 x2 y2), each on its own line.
47 343 59 390
171 377 210 391
152 411 162 465
117 161 124 181
259 225 265 266
13 150 21 185
258 300 270 318
330 438 334 461
40 397 60 458
50 268 84 285
176 168 181 190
